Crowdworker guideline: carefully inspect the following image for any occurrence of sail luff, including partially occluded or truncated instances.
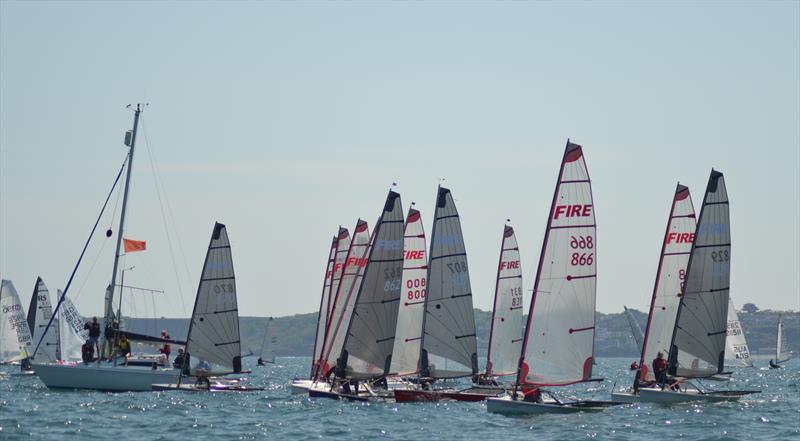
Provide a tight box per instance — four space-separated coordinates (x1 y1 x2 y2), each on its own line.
518 140 598 387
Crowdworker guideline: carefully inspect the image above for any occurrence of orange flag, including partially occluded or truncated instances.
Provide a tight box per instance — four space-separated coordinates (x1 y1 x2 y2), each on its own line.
123 238 147 253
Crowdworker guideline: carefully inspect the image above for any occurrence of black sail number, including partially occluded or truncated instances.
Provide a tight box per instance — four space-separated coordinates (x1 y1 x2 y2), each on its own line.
710 249 730 263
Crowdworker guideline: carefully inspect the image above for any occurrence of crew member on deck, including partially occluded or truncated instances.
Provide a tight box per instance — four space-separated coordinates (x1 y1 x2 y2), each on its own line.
652 352 668 386
84 317 101 354
118 335 131 365
159 330 172 362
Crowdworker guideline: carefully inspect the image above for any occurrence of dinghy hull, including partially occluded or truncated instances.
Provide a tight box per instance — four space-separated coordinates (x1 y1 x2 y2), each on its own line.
637 388 756 403
290 379 315 394
393 388 498 403
33 362 181 392
486 397 620 415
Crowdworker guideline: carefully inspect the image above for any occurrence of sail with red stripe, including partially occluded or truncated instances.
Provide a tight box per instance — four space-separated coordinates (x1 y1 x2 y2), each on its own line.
310 229 345 378
518 141 597 386
486 225 523 377
638 184 696 381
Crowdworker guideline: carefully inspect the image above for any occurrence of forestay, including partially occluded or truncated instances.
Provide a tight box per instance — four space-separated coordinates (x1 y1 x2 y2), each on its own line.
668 170 730 378
0 280 33 363
724 299 752 367
58 294 89 362
317 220 371 378
311 230 344 377
486 225 523 377
339 191 404 379
186 222 242 373
28 278 60 362
639 184 696 381
519 142 597 386
389 208 428 376
420 186 478 379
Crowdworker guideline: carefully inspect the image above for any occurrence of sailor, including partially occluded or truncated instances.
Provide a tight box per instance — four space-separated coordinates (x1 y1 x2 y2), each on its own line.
118 334 131 364
521 384 542 403
84 317 101 354
159 330 172 361
652 352 668 386
257 357 265 366
81 339 94 364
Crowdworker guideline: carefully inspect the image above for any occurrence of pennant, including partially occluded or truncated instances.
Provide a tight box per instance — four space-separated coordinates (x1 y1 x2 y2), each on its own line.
123 238 146 253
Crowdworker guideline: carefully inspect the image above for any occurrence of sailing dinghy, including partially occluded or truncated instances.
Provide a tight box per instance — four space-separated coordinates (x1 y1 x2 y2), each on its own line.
611 184 697 403
393 186 497 403
291 228 350 394
724 299 752 368
152 222 262 392
487 141 621 415
623 306 644 354
310 190 405 401
257 317 277 365
635 170 759 403
0 280 35 372
769 315 791 369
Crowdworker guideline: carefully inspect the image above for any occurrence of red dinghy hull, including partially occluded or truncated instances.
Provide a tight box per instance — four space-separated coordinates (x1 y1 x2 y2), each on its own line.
393 389 489 403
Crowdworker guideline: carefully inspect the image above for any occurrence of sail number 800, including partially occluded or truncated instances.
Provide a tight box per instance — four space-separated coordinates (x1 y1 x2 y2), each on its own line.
407 278 426 300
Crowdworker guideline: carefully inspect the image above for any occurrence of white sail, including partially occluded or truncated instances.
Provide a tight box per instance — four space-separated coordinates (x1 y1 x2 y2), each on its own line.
311 229 345 376
420 186 478 379
260 317 276 364
186 222 242 372
623 306 644 353
486 225 523 377
339 191 405 379
639 184 696 381
0 280 33 363
317 219 371 378
724 299 752 367
519 141 597 386
669 170 731 378
28 277 60 362
389 208 428 376
776 315 791 363
58 293 90 362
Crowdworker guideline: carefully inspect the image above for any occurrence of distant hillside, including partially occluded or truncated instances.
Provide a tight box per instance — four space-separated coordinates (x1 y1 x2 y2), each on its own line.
123 309 799 359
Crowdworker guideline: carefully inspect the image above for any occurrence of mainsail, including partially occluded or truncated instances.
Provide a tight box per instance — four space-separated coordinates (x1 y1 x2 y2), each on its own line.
185 222 242 373
775 315 791 364
260 317 277 364
0 280 33 363
58 293 90 362
724 299 752 367
668 170 731 378
639 184 696 381
389 208 428 376
338 191 404 379
311 229 344 377
623 306 644 353
28 277 60 362
486 225 523 377
518 141 597 386
420 186 478 379
317 219 371 378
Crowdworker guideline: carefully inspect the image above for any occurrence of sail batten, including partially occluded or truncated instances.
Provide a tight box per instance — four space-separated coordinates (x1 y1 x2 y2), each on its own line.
419 187 478 379
185 222 241 372
668 170 731 378
518 141 597 387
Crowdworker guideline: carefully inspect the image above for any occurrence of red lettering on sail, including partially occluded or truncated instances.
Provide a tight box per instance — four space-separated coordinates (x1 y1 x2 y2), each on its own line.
500 261 520 270
667 232 695 244
554 204 592 219
404 250 425 260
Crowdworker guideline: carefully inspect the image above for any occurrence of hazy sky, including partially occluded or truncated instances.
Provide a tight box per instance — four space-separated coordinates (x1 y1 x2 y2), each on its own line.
1 1 798 320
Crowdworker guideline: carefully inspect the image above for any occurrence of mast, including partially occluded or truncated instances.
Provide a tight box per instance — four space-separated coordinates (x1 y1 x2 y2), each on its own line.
101 104 142 358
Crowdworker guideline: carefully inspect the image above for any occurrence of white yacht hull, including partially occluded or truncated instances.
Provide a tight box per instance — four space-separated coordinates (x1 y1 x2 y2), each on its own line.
290 379 315 394
33 362 181 392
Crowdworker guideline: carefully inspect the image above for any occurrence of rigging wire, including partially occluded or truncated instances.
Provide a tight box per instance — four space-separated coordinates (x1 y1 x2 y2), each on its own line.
140 119 190 316
32 159 127 358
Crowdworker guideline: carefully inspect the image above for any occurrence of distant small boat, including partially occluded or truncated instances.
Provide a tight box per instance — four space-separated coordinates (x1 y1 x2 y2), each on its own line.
769 315 791 369
257 317 277 366
0 280 34 373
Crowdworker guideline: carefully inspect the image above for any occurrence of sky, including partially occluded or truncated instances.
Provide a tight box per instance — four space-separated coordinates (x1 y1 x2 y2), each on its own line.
1 1 798 320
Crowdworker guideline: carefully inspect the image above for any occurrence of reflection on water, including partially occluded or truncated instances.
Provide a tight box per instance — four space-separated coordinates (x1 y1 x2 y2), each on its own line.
1 357 797 440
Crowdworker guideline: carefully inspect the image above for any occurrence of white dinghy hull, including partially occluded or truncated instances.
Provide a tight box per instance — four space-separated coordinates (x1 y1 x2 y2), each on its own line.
290 379 315 394
637 388 751 403
33 362 180 392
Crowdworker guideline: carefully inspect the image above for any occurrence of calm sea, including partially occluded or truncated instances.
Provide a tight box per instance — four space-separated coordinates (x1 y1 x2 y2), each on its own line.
1 357 797 440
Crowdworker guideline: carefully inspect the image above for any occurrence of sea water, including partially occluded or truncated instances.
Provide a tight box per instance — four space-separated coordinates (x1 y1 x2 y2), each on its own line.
1 357 797 440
